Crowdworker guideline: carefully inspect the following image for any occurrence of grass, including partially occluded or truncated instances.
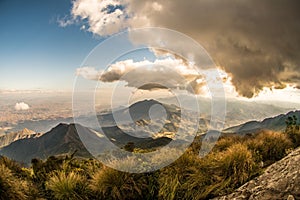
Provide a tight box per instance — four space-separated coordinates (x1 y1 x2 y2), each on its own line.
246 130 293 165
89 166 150 200
0 164 29 200
45 171 88 200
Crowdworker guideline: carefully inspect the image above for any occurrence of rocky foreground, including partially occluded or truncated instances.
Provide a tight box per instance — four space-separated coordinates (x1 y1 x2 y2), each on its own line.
214 147 300 200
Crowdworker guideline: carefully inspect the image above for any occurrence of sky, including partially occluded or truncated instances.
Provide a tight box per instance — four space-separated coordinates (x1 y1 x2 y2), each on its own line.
1 0 300 104
0 0 100 90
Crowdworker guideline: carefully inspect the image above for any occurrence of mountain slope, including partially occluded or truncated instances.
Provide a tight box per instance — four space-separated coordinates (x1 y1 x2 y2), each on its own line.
0 128 41 148
0 123 173 165
101 125 171 149
97 99 181 127
224 110 300 134
214 147 300 200
0 123 94 164
0 100 182 164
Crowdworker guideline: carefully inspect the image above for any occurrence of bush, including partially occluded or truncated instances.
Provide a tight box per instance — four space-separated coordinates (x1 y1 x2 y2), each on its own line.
213 135 243 152
90 166 151 200
46 171 88 200
285 115 300 147
158 152 211 200
246 131 293 165
217 143 257 186
0 164 29 200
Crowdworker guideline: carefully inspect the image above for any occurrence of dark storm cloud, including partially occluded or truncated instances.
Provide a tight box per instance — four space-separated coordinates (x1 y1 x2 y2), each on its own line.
70 0 300 97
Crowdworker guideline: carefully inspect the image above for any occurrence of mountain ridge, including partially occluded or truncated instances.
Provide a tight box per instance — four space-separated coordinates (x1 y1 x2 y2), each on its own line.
224 110 300 134
0 128 41 148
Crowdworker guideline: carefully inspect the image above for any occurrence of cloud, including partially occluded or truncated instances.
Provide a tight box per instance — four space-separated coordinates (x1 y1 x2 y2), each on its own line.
15 102 30 111
77 58 208 94
76 66 101 80
66 0 300 97
69 0 129 36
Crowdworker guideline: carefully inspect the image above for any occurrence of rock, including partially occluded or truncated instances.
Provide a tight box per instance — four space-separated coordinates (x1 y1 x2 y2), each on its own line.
213 147 300 200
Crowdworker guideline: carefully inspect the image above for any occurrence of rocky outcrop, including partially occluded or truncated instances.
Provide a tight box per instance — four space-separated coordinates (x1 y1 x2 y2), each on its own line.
214 147 300 200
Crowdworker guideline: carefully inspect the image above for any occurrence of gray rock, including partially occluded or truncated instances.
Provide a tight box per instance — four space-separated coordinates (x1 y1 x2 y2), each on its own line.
213 147 300 200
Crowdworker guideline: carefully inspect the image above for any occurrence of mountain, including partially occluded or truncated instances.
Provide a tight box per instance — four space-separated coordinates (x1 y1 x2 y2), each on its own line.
159 96 294 128
0 128 41 148
97 99 181 127
0 123 95 164
0 123 172 164
224 110 300 134
0 100 196 164
214 146 300 200
4 99 293 165
97 99 208 139
101 125 171 149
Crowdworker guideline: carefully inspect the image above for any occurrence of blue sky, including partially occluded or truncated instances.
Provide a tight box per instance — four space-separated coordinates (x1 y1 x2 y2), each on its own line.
0 0 101 90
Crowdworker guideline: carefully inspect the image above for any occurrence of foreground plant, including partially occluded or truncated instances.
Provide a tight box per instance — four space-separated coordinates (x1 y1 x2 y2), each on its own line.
46 171 88 200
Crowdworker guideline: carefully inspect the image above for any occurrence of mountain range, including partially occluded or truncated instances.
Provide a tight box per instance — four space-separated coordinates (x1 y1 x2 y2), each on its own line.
0 99 298 164
4 96 295 134
224 110 300 134
0 128 42 148
0 100 176 164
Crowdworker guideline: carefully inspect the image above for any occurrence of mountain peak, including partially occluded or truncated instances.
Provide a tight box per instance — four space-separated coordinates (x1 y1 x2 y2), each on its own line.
21 128 35 135
130 99 162 108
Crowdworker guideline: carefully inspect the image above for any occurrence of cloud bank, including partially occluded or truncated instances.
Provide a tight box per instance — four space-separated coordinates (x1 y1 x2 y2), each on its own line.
15 102 30 111
76 58 207 94
66 0 300 97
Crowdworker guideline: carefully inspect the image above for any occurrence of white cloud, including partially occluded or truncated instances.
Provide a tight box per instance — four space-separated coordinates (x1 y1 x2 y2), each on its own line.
57 15 75 27
70 0 129 36
15 102 30 111
76 57 208 94
76 66 101 80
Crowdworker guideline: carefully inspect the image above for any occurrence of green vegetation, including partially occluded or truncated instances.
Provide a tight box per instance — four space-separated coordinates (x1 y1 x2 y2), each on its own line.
1 117 300 200
285 115 300 147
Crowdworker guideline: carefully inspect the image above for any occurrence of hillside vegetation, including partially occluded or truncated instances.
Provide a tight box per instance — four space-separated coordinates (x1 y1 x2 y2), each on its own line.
1 117 300 200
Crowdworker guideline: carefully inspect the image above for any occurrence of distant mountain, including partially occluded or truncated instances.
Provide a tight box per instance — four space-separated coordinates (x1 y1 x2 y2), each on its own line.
6 99 293 164
97 99 181 127
0 128 41 148
160 96 295 128
0 100 199 164
0 122 172 164
0 123 94 164
101 125 171 149
224 110 300 134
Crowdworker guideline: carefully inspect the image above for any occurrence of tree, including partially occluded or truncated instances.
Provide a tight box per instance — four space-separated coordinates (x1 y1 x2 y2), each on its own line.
285 115 300 147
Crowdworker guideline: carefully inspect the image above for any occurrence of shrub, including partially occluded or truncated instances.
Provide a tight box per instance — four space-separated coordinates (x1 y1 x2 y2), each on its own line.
89 166 150 200
285 115 300 147
0 156 29 179
246 131 293 164
215 143 258 190
213 135 243 152
46 171 88 200
158 152 210 200
224 143 256 182
0 164 29 200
